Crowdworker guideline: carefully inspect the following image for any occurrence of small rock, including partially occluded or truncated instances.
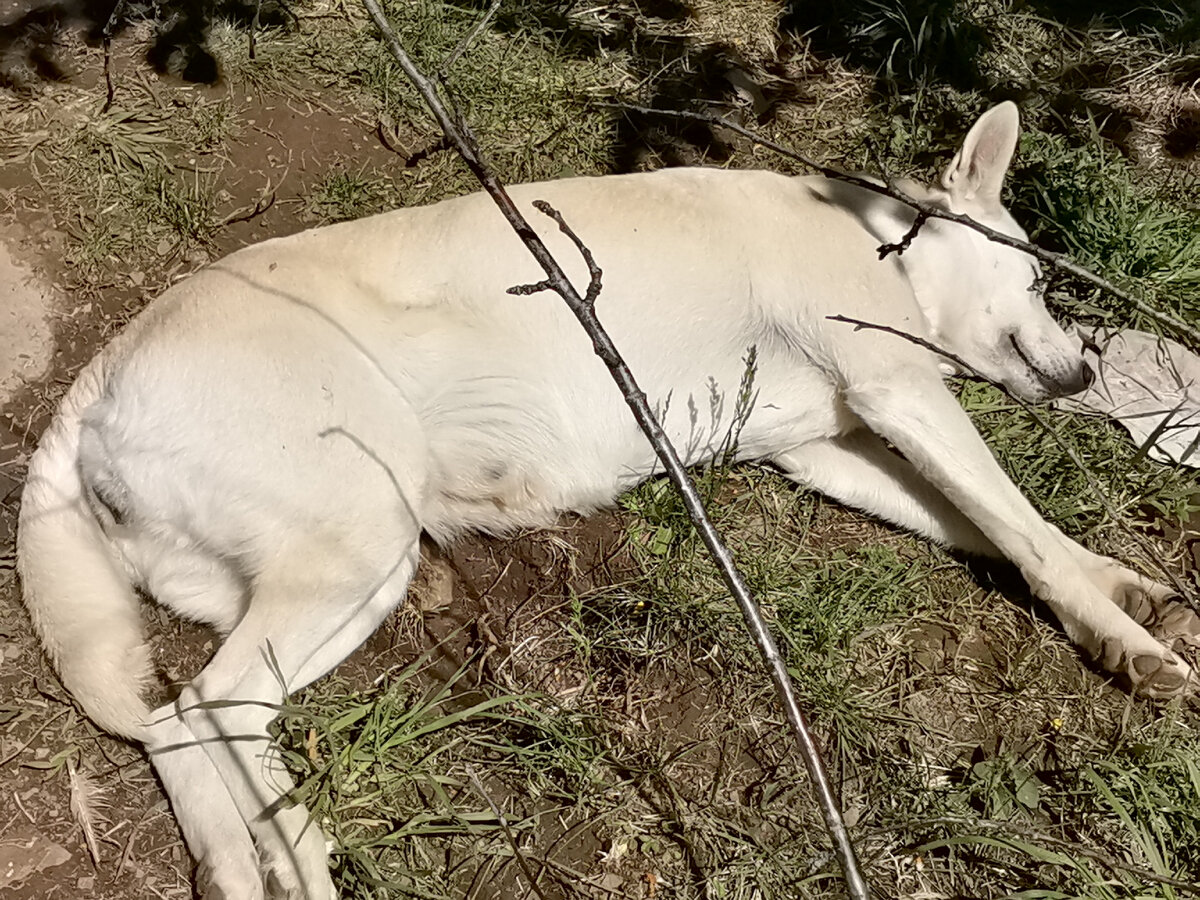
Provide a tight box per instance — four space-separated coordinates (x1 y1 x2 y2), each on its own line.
0 831 72 888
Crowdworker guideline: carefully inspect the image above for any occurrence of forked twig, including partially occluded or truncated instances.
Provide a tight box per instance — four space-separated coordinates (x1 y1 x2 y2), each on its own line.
359 1 872 897
508 200 604 305
613 104 1200 352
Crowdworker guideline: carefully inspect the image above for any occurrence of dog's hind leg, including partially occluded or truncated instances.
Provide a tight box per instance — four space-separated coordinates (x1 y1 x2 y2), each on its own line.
840 361 1194 697
133 549 262 900
145 721 264 900
167 530 421 900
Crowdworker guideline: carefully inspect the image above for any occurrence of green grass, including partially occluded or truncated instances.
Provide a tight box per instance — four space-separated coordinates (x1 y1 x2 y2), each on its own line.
1011 126 1200 328
305 165 401 223
958 381 1200 537
19 99 234 285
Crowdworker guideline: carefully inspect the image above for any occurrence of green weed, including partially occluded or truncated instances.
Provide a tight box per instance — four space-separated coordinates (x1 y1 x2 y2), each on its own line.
306 165 400 223
1010 126 1200 328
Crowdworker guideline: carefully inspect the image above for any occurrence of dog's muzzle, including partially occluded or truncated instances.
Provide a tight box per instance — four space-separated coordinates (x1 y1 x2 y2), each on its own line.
1009 335 1095 398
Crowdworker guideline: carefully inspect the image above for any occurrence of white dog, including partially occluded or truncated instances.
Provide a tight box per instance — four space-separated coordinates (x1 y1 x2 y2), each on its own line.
18 103 1199 899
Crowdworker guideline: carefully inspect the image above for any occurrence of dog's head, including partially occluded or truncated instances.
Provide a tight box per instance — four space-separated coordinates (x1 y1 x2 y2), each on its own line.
898 102 1092 402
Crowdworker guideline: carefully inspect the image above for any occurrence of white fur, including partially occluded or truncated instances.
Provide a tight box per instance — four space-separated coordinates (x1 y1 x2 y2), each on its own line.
17 103 1193 899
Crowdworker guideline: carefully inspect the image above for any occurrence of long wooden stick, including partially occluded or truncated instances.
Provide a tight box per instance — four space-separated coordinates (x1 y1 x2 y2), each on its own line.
360 2 872 896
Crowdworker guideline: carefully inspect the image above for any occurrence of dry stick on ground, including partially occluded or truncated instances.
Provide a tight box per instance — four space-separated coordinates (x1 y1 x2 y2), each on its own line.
249 0 262 60
827 314 1194 602
359 2 872 898
465 766 552 900
100 0 127 112
614 104 1200 353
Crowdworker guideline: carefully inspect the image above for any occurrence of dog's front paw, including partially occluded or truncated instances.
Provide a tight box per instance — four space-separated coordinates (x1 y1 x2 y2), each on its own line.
197 858 265 900
1113 585 1200 652
1103 640 1196 699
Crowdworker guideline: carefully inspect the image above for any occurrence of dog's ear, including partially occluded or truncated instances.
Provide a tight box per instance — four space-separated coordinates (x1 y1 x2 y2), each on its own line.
941 102 1019 208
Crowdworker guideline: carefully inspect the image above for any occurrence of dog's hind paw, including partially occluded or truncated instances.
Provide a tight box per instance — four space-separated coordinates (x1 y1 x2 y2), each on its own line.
197 859 265 900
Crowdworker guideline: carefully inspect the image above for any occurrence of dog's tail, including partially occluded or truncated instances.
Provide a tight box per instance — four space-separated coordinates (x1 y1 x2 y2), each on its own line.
17 357 152 741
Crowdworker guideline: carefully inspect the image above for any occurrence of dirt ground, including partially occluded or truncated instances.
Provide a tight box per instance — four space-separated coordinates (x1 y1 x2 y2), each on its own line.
1 3 1199 900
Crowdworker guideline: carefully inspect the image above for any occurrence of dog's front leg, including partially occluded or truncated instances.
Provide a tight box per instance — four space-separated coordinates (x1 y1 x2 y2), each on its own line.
775 428 999 556
1043 526 1200 657
844 369 1194 697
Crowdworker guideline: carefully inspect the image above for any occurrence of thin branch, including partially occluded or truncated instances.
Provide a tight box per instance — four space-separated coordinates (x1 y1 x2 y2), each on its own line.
100 0 126 113
465 766 551 900
249 0 262 60
827 314 1193 599
613 104 1200 351
437 0 502 79
360 2 871 897
877 210 928 259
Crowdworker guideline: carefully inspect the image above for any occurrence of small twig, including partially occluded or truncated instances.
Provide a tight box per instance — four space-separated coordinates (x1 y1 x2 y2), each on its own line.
361 2 871 897
0 708 68 768
827 314 1194 599
877 210 928 259
507 201 603 305
465 766 551 900
438 0 503 79
116 805 154 877
376 115 410 157
215 188 277 228
249 0 261 59
11 790 35 824
101 0 127 113
614 104 1200 352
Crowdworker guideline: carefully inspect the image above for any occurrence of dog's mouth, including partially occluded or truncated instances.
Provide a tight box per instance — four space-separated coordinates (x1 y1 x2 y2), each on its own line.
1008 334 1093 399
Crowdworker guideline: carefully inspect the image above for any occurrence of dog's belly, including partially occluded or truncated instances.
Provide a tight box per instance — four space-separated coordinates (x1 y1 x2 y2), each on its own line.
414 353 850 539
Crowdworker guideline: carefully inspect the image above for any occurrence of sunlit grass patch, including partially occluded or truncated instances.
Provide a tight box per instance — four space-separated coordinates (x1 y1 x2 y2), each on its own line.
351 0 622 194
305 164 401 222
1011 126 1200 330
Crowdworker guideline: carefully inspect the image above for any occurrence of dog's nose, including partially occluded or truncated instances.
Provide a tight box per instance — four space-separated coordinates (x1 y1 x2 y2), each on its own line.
1055 360 1094 396
1045 359 1095 398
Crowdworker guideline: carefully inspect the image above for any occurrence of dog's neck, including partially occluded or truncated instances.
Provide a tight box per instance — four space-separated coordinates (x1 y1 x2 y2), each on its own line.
809 174 926 252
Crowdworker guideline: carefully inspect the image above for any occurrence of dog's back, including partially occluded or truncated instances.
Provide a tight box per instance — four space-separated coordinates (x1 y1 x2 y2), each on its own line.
84 168 913 538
